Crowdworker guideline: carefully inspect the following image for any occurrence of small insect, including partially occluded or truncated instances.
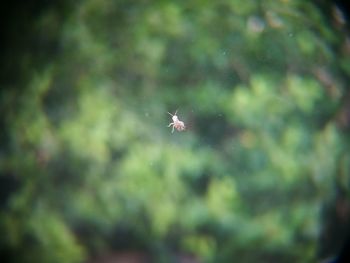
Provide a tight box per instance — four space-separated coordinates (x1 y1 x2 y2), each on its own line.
167 110 185 133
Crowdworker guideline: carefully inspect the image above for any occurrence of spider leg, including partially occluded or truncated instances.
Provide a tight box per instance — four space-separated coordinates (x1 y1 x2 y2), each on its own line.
168 122 174 127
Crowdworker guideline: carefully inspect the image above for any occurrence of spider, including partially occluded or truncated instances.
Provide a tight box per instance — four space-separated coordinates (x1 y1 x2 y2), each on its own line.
168 110 185 133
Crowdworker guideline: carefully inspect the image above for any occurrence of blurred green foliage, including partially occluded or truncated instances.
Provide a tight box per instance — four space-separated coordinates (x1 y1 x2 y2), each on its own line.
1 0 350 262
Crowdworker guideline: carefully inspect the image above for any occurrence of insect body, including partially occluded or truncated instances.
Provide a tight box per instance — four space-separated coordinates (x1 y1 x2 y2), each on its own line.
168 110 185 133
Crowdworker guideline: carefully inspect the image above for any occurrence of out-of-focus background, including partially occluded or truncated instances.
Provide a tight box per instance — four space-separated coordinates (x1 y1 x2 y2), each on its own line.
1 0 349 262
